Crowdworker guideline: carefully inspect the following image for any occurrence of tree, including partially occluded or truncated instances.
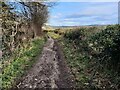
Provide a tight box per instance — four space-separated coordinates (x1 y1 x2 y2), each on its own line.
1 1 54 58
19 2 49 36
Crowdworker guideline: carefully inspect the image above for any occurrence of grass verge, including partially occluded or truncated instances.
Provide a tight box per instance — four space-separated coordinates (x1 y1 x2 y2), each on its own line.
61 39 90 89
1 38 45 90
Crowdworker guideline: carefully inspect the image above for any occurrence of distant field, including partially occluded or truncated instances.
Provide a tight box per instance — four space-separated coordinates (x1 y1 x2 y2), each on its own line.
45 25 107 39
45 25 107 32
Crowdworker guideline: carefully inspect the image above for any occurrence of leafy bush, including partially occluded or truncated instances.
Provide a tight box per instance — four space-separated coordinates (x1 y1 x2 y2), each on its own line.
88 25 120 72
64 28 85 40
62 25 120 89
103 30 120 72
54 30 59 34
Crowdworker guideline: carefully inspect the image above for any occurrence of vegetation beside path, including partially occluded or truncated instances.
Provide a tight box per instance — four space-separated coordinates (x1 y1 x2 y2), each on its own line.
1 38 45 89
1 1 49 89
61 25 120 89
47 25 120 89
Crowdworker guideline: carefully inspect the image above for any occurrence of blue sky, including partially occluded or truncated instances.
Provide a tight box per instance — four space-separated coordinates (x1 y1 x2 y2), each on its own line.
48 2 118 26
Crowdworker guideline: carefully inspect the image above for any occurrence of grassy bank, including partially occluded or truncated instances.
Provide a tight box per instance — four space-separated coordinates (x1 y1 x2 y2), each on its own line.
60 25 120 89
1 38 45 89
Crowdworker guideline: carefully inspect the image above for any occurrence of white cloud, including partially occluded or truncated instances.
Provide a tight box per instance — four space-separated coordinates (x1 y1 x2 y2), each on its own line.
82 3 117 15
49 2 118 26
50 13 62 19
65 2 117 19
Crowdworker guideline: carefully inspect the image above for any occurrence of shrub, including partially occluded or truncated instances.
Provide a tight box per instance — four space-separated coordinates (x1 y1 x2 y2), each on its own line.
103 30 120 72
64 28 85 41
54 30 58 34
88 25 120 72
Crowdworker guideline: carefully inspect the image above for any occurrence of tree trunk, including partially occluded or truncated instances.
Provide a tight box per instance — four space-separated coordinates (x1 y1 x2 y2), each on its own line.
33 23 43 37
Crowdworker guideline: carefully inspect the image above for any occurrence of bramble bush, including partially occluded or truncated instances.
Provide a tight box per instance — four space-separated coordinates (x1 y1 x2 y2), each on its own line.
64 28 85 41
103 29 120 72
62 25 120 89
88 25 120 72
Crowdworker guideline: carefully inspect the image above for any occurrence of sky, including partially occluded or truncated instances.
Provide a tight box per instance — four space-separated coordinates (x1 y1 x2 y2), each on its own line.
48 2 119 26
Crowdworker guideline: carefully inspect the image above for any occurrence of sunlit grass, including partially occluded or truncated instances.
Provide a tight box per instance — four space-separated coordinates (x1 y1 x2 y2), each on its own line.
1 38 45 89
47 32 61 39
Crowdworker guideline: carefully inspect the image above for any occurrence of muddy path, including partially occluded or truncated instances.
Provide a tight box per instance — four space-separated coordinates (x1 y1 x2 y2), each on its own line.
16 37 75 89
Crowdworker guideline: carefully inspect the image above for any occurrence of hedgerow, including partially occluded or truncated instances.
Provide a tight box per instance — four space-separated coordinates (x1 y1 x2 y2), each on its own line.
62 25 120 89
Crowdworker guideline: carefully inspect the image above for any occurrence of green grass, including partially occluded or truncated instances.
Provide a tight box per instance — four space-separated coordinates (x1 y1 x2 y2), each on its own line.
1 38 45 89
61 40 90 88
47 32 61 39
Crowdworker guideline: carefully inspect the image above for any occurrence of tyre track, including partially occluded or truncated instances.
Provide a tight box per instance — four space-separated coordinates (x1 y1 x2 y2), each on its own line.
16 37 75 89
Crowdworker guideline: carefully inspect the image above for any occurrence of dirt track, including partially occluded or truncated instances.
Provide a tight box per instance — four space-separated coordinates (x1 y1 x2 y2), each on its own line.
16 37 75 89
